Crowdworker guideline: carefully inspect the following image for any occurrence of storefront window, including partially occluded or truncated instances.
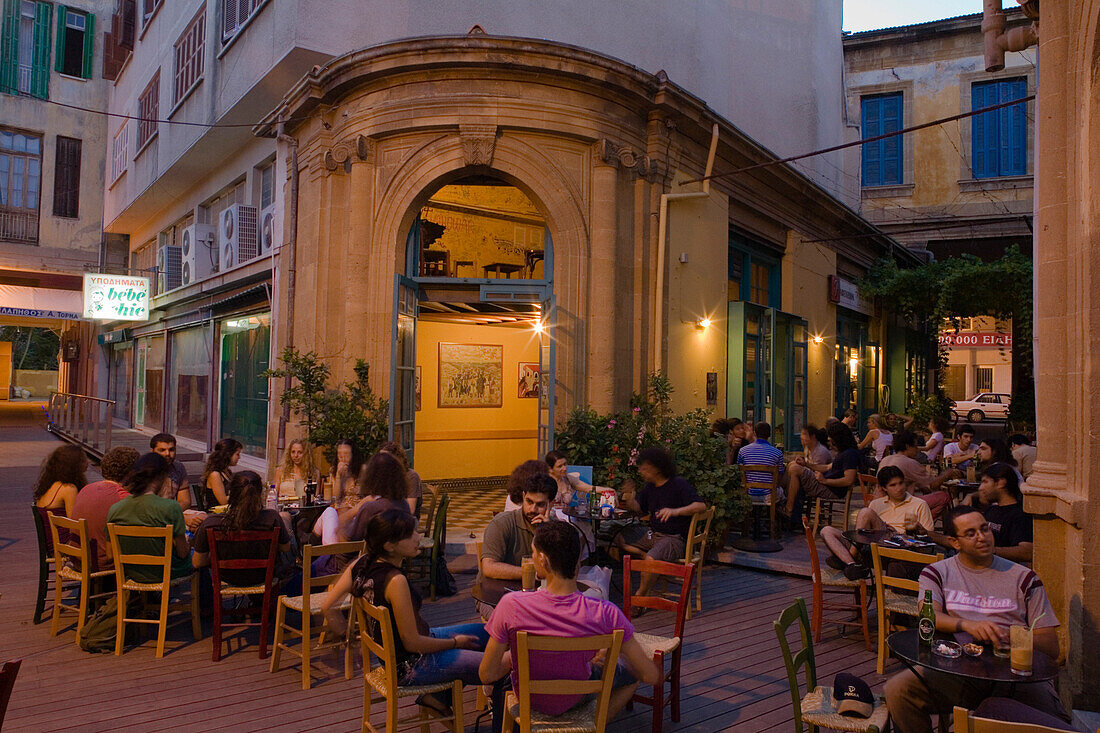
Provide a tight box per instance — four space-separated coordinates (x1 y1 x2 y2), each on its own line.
219 313 270 458
835 314 879 423
170 325 211 443
108 343 131 423
729 233 781 309
139 335 166 431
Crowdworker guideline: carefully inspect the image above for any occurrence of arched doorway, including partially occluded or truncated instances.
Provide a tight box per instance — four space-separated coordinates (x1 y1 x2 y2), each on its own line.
390 175 554 481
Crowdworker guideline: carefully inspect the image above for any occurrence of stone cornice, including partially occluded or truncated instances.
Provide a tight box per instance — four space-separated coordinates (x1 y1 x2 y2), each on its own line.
592 138 659 181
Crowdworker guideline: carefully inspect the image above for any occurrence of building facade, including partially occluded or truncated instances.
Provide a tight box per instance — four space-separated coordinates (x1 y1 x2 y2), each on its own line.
0 0 113 399
843 11 1035 400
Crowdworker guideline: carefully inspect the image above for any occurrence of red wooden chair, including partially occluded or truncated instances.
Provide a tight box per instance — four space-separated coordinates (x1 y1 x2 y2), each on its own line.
622 555 696 733
0 659 21 729
801 516 871 651
207 526 281 662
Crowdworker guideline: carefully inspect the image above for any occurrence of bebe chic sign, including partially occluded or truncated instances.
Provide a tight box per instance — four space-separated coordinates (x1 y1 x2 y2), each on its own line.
82 274 150 321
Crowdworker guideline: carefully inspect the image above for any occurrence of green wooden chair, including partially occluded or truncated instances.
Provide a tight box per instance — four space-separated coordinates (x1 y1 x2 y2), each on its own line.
408 492 450 601
773 597 889 733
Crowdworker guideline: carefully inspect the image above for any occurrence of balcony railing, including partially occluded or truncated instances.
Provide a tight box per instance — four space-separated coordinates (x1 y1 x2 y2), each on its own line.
0 209 39 244
47 393 116 458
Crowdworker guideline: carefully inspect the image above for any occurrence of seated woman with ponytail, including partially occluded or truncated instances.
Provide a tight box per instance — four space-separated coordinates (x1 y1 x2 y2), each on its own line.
323 509 491 717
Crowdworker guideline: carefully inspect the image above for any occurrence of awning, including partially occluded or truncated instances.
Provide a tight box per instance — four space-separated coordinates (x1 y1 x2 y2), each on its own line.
0 284 83 321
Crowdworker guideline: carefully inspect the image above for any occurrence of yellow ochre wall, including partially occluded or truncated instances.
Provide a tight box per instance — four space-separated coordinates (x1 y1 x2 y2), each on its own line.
413 319 540 480
781 232 838 425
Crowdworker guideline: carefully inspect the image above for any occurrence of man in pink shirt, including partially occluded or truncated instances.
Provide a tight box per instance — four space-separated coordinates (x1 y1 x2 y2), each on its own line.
72 446 139 569
480 522 660 721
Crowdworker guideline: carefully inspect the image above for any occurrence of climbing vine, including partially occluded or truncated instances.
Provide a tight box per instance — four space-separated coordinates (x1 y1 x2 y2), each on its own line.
860 246 1033 428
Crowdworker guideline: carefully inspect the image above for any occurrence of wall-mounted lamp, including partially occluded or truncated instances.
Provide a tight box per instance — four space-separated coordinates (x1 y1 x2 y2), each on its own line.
812 335 824 345
848 354 859 380
697 318 712 331
533 320 545 335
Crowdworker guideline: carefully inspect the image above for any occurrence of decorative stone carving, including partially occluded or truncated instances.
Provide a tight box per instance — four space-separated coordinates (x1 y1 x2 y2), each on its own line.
459 124 498 166
594 138 658 181
324 135 374 173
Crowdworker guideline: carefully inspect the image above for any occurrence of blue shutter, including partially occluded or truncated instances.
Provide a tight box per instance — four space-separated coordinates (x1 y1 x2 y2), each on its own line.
972 83 995 178
861 96 883 186
1003 79 1027 175
881 93 902 185
0 0 17 94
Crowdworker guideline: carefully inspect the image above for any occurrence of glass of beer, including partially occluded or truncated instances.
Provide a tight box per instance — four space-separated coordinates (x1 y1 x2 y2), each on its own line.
904 512 918 536
1010 624 1033 676
521 556 536 591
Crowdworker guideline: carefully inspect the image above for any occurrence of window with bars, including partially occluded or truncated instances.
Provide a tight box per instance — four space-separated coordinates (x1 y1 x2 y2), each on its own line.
137 73 159 150
971 78 1027 179
111 124 128 182
173 7 205 106
860 92 903 186
0 1 52 99
52 136 80 218
221 0 261 42
55 5 94 79
0 127 42 243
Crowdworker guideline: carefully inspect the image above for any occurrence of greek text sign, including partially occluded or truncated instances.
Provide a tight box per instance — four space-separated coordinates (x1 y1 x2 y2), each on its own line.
82 274 150 321
938 332 1012 348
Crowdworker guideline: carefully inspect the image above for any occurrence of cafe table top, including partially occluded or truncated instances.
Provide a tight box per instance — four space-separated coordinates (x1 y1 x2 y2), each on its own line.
843 529 943 554
888 628 1057 684
472 576 596 608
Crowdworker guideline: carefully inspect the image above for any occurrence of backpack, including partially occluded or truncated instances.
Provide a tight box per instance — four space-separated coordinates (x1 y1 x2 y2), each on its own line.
432 555 457 598
78 595 141 653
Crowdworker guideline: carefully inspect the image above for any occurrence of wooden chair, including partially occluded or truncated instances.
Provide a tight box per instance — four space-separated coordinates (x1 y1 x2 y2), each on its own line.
271 540 365 690
48 514 114 639
107 523 202 658
811 489 854 537
32 505 57 624
682 508 714 618
622 556 695 733
353 597 464 733
418 483 440 535
857 473 878 507
409 492 450 601
801 516 871 651
870 543 944 675
207 526 281 662
732 465 782 553
774 597 890 733
473 540 489 713
0 659 21 729
953 706 1071 733
503 629 625 733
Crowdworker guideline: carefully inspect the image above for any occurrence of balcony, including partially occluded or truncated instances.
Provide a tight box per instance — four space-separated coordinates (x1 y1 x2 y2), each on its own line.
0 209 39 244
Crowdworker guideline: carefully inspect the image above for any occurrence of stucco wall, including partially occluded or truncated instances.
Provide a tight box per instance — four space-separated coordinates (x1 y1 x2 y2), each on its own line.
781 232 837 425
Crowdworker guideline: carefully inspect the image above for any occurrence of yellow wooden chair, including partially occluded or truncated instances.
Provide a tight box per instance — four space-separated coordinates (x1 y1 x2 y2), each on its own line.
732 465 782 552
503 630 624 733
953 706 1071 733
354 597 464 733
271 540 365 689
107 523 202 658
48 514 113 639
682 508 714 618
870 543 943 674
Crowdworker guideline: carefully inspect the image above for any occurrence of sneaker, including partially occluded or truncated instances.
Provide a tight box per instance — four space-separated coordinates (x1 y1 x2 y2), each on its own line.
843 563 872 581
825 555 846 571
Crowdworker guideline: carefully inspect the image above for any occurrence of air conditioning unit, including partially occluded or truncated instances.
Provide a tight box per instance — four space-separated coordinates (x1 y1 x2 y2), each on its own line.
156 244 182 292
180 223 216 286
258 204 277 256
218 203 258 272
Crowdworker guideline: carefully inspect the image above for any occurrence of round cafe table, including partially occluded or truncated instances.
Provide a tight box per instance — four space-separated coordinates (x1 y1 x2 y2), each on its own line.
887 628 1057 684
472 576 596 609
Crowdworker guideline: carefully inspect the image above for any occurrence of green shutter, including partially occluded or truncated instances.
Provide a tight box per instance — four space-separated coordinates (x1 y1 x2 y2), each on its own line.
54 4 65 73
81 11 92 79
31 0 51 99
0 0 18 94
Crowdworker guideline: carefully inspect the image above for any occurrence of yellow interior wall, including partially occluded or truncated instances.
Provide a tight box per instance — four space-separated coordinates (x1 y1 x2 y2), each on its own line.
414 319 540 479
0 342 11 400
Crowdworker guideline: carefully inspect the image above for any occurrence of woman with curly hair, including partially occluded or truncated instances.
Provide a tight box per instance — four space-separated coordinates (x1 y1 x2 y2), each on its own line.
202 438 242 508
274 438 319 500
503 459 550 511
73 446 139 569
33 444 88 518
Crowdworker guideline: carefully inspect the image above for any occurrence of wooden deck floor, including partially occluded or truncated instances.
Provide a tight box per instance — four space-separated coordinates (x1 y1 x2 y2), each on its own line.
0 420 890 732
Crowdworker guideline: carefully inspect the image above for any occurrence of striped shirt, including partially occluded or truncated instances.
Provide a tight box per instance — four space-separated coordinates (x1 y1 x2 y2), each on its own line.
737 439 784 496
918 555 1057 630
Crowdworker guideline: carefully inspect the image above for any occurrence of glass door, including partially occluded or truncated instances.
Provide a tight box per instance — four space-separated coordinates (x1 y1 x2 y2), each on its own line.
537 292 556 456
219 314 271 458
390 275 418 465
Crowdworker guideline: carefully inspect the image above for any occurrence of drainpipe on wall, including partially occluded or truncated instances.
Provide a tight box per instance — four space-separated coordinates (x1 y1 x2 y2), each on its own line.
275 121 299 454
982 0 1039 72
653 123 719 374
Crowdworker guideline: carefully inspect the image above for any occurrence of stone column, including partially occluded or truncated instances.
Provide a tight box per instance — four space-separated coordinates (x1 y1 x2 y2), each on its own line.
588 146 618 413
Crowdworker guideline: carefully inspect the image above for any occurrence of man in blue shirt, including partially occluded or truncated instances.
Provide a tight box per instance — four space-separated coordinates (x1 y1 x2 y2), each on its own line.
737 422 784 500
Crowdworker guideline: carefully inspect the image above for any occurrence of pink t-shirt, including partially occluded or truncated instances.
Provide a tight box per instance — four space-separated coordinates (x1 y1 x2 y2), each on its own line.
485 588 634 716
72 480 130 569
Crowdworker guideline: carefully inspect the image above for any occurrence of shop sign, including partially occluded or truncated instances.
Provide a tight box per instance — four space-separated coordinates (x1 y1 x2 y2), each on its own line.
938 331 1012 348
98 329 132 345
828 275 872 315
82 274 150 321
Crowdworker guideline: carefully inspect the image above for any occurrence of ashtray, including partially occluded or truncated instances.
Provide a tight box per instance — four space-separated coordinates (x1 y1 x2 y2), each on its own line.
933 641 962 658
963 643 983 657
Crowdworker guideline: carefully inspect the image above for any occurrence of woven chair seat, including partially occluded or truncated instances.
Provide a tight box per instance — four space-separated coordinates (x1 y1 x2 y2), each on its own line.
504 691 600 733
121 573 194 592
635 632 681 656
219 582 268 596
800 685 890 733
883 588 918 616
363 665 460 699
57 565 113 582
821 566 867 588
280 590 349 614
419 536 434 550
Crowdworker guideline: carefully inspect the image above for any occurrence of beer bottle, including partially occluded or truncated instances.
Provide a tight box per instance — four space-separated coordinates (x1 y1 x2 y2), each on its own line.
919 589 936 646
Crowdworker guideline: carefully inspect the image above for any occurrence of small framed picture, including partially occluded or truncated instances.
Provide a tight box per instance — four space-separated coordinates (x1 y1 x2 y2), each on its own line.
518 362 540 399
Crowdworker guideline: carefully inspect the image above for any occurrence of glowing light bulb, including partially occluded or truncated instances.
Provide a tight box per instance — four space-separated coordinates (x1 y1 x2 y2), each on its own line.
699 318 712 329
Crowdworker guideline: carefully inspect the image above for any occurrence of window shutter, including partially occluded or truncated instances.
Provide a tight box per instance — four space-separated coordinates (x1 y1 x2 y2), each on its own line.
81 11 93 78
31 1 51 100
881 93 902 185
1001 79 1026 176
0 0 19 94
860 96 882 186
972 84 991 178
54 5 66 73
53 136 81 217
222 0 237 41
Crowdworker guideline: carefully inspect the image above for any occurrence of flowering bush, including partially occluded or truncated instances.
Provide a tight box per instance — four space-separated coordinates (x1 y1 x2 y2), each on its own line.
555 374 749 548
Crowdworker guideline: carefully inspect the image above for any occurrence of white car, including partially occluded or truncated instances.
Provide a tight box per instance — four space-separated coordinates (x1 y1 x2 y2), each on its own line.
951 393 1011 422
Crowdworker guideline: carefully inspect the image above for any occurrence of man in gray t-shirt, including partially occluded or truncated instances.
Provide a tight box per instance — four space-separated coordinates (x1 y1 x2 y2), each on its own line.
885 506 1070 733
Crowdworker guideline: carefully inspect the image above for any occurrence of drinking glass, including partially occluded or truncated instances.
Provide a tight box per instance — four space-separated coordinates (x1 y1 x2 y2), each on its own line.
521 556 536 591
1010 624 1033 676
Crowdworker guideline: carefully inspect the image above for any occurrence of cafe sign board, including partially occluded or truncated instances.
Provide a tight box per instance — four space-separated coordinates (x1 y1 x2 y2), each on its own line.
938 331 1012 348
82 274 150 321
827 275 873 315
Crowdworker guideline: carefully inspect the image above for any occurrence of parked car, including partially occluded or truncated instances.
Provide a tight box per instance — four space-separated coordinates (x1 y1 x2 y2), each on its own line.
950 393 1011 422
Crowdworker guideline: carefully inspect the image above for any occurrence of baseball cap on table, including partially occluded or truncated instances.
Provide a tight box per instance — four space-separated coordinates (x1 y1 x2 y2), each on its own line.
833 672 874 718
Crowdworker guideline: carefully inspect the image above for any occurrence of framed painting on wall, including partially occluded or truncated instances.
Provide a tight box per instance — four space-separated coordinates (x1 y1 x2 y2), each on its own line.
438 343 503 408
518 362 539 398
415 365 422 411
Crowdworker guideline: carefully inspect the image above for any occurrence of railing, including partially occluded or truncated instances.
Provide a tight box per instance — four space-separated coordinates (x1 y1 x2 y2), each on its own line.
0 209 39 244
47 393 116 458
